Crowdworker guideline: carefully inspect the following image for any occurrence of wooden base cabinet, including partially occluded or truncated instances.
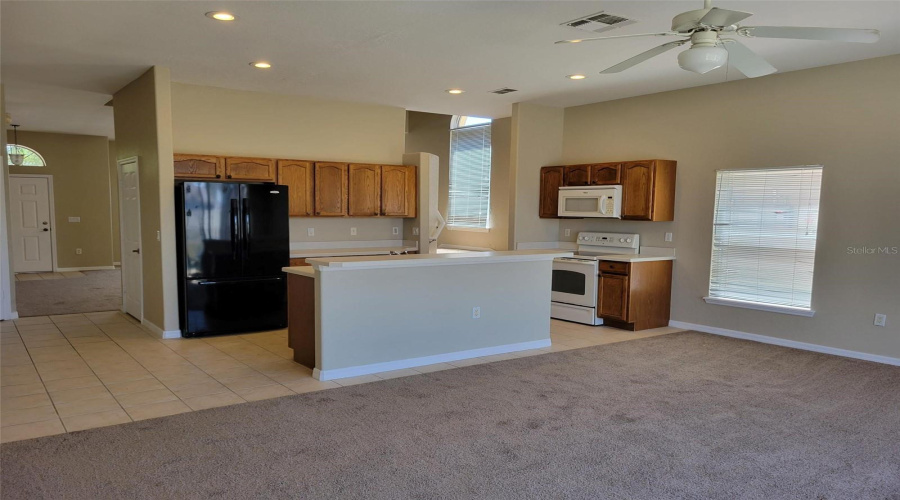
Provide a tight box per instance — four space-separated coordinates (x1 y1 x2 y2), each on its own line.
597 260 673 331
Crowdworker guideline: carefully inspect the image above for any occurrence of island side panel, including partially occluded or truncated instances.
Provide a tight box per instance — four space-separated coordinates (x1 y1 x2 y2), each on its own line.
316 259 553 373
287 274 316 369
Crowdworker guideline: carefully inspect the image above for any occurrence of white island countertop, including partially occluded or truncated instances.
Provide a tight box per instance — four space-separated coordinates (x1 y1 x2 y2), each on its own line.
283 250 573 273
290 246 418 259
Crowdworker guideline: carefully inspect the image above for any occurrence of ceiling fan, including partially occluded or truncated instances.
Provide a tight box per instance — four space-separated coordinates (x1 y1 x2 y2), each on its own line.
556 0 880 77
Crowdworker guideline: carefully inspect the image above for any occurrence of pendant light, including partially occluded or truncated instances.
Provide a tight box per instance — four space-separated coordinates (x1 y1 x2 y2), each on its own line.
9 124 25 166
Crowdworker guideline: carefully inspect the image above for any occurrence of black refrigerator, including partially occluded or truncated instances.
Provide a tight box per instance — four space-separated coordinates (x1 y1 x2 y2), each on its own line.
175 182 289 337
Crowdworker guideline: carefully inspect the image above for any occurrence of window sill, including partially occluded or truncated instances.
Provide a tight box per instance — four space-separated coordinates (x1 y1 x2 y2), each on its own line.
703 296 815 317
447 226 489 233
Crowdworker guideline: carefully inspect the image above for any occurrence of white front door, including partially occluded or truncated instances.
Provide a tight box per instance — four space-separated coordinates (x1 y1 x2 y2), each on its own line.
9 176 54 273
118 158 143 319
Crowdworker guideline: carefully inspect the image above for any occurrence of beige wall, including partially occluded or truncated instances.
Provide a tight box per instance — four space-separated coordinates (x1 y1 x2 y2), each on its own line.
404 112 512 250
170 83 408 243
8 131 115 269
510 102 565 247
560 55 900 358
113 66 179 332
108 140 121 263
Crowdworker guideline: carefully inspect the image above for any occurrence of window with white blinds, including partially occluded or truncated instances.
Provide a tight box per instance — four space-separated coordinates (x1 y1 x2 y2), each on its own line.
706 166 823 315
448 123 492 229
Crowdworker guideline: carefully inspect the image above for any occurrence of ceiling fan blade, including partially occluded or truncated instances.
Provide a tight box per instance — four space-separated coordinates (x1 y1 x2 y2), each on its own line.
556 32 681 44
724 40 777 78
698 7 753 27
739 26 880 43
600 41 686 74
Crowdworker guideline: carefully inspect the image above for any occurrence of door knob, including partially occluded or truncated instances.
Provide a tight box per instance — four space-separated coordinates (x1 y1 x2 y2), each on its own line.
42 221 48 225
132 249 141 254
42 228 49 232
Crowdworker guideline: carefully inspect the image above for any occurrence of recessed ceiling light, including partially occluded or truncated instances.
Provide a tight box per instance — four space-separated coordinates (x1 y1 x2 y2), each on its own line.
251 62 272 69
205 12 235 21
567 74 587 80
446 89 465 95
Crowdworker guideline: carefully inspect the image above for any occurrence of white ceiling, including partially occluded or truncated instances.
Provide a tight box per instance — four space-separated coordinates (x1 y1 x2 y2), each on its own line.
2 1 898 138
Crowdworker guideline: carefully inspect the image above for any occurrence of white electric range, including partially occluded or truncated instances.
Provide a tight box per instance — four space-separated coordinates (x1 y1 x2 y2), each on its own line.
551 232 640 325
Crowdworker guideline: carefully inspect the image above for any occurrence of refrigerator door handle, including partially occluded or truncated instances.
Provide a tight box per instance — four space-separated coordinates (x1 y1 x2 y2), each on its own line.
230 199 240 261
197 277 283 285
242 198 251 256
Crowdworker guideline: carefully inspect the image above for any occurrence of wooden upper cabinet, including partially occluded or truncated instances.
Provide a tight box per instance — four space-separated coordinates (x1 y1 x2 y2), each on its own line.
381 165 417 218
314 162 348 216
564 165 591 186
348 164 382 217
590 163 621 185
174 154 223 179
225 157 276 182
539 166 565 218
621 160 676 221
277 160 314 217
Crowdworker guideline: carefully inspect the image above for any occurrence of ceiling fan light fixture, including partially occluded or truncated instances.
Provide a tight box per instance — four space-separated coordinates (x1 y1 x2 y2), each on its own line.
677 45 728 74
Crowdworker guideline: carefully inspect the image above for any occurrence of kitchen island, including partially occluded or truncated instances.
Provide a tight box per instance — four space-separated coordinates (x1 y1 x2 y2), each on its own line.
283 250 571 380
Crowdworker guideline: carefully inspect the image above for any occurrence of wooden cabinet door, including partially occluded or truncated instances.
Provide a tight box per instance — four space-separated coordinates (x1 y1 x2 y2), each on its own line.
174 154 223 179
598 274 629 321
277 160 314 216
314 162 348 216
381 165 417 218
564 165 590 186
622 161 656 220
225 157 276 181
348 164 381 217
590 163 621 185
539 166 565 218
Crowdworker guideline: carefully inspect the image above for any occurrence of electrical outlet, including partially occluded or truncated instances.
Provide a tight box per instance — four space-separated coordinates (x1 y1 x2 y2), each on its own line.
307 228 315 237
350 227 358 236
392 227 399 235
75 248 82 255
874 314 887 327
472 306 481 319
665 232 673 242
413 227 419 235
565 229 571 237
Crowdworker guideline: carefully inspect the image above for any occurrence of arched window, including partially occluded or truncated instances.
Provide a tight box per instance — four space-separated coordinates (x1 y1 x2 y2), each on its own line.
6 144 46 167
448 116 492 230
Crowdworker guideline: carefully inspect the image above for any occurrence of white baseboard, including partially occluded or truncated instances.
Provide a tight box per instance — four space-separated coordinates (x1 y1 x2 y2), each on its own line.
56 266 117 272
141 319 182 339
313 338 552 381
113 262 121 266
669 320 900 367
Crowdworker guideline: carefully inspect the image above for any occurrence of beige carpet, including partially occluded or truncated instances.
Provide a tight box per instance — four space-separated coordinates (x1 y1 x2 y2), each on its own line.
15 270 121 317
2 332 899 499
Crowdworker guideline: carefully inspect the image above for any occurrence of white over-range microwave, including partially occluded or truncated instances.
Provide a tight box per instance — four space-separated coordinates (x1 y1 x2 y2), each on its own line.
558 185 622 218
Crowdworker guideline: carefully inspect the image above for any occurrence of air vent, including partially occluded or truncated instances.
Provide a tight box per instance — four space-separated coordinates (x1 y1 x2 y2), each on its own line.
490 88 518 95
562 11 636 34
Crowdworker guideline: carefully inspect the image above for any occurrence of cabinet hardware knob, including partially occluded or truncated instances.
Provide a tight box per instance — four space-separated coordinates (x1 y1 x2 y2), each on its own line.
216 174 221 178
226 175 232 179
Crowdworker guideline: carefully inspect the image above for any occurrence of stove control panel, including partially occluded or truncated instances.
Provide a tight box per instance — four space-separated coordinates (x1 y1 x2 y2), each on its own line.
576 232 640 249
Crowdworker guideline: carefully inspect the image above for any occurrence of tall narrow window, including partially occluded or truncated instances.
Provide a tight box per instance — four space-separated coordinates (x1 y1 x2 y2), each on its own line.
448 117 491 230
705 166 823 316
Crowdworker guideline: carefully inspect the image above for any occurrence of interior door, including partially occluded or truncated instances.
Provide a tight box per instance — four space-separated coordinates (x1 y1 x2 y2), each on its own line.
240 184 289 277
118 159 143 319
9 176 53 273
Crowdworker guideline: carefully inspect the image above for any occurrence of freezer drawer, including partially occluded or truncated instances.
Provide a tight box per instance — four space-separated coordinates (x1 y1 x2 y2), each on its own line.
182 277 287 337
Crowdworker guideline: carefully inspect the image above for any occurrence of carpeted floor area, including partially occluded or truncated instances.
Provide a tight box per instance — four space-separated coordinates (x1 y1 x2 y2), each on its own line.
2 332 899 499
15 270 121 317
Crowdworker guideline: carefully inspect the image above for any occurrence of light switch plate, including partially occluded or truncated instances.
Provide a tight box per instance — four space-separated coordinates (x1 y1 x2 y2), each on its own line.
68 217 81 223
350 227 357 236
874 314 887 327
307 228 315 237
665 232 673 242
412 227 419 235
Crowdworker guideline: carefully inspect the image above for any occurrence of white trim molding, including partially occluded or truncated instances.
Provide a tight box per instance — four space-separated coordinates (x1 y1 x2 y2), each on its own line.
669 320 900 366
313 338 552 381
703 296 815 317
56 266 117 272
141 319 181 339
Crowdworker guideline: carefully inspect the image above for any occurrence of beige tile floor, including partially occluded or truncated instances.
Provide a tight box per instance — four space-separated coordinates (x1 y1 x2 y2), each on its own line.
15 271 85 281
1 312 682 443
